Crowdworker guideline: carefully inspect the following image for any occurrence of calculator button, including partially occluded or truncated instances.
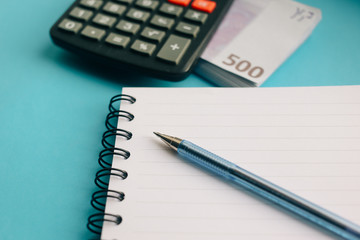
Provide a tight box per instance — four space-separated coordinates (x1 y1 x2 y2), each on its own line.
80 0 103 10
191 0 216 13
58 19 83 33
159 3 183 17
105 33 130 47
157 35 191 64
126 8 151 22
150 15 175 29
141 27 165 42
81 26 106 40
116 20 140 34
136 0 159 10
93 13 117 28
184 9 208 23
175 22 199 37
167 0 191 7
69 7 93 21
103 2 127 16
115 0 133 4
131 40 156 56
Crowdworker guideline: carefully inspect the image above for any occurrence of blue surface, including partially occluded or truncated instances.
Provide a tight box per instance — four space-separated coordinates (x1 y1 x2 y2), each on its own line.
0 0 359 239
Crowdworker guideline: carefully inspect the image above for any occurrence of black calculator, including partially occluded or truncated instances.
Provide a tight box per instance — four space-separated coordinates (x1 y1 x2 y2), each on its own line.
50 0 233 80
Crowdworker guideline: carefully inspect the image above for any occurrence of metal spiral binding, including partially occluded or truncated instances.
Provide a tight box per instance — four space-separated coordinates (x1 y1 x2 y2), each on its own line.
87 94 136 235
91 189 125 212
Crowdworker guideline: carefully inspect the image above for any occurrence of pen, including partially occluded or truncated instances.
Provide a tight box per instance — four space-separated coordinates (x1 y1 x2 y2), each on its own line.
154 132 360 240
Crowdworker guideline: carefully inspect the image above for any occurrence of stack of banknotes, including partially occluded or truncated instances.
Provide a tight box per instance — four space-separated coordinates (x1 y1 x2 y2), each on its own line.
195 0 322 87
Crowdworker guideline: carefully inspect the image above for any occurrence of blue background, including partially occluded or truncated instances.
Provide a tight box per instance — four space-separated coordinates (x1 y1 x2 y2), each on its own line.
0 0 359 239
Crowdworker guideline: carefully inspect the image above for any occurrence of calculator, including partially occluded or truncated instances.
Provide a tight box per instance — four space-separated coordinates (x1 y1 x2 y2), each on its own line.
50 0 233 80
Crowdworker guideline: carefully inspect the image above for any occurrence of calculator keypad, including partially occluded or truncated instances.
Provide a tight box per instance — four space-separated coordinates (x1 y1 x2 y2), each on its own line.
51 0 231 80
116 0 133 4
184 9 207 23
135 0 159 10
150 15 175 29
103 2 126 15
159 3 183 16
81 25 106 40
80 0 103 10
69 7 94 21
92 13 117 27
116 20 140 34
191 0 216 13
57 0 207 59
131 40 157 55
175 21 199 37
141 27 166 42
167 0 191 7
58 19 83 33
105 33 130 47
126 8 151 22
157 34 191 64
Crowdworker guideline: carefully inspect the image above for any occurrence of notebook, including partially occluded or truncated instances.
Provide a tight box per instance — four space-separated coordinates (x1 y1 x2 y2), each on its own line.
88 86 360 240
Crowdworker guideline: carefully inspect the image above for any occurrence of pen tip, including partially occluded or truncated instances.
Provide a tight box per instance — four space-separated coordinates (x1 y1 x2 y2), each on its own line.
153 132 161 138
153 132 182 151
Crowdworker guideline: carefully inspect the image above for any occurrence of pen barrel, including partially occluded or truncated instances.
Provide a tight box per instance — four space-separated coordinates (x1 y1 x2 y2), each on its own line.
178 140 238 179
178 140 360 240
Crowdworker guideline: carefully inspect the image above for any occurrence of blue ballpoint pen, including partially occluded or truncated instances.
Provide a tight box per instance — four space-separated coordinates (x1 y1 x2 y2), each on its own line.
154 132 360 240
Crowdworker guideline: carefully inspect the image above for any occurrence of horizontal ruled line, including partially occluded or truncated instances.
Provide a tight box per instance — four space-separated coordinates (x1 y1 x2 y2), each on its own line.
146 102 360 106
133 215 360 221
135 200 360 206
144 125 360 128
133 216 297 221
139 149 360 152
132 231 339 237
137 160 360 164
147 113 360 117
144 136 360 140
137 186 360 191
137 173 360 177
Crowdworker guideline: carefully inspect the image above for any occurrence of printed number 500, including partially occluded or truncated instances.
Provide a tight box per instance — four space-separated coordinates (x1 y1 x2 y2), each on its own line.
222 54 264 79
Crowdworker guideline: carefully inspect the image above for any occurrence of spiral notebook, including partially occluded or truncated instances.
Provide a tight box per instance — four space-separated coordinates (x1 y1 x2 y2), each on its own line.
88 86 360 240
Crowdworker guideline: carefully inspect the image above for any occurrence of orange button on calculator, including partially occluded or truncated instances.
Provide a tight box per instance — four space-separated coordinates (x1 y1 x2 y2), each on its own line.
192 0 216 13
168 0 192 7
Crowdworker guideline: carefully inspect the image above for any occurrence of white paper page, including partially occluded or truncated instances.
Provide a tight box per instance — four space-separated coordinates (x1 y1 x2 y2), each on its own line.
102 86 360 240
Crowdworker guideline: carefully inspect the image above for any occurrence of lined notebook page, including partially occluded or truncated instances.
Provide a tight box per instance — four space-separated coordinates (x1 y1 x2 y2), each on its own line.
102 86 360 240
